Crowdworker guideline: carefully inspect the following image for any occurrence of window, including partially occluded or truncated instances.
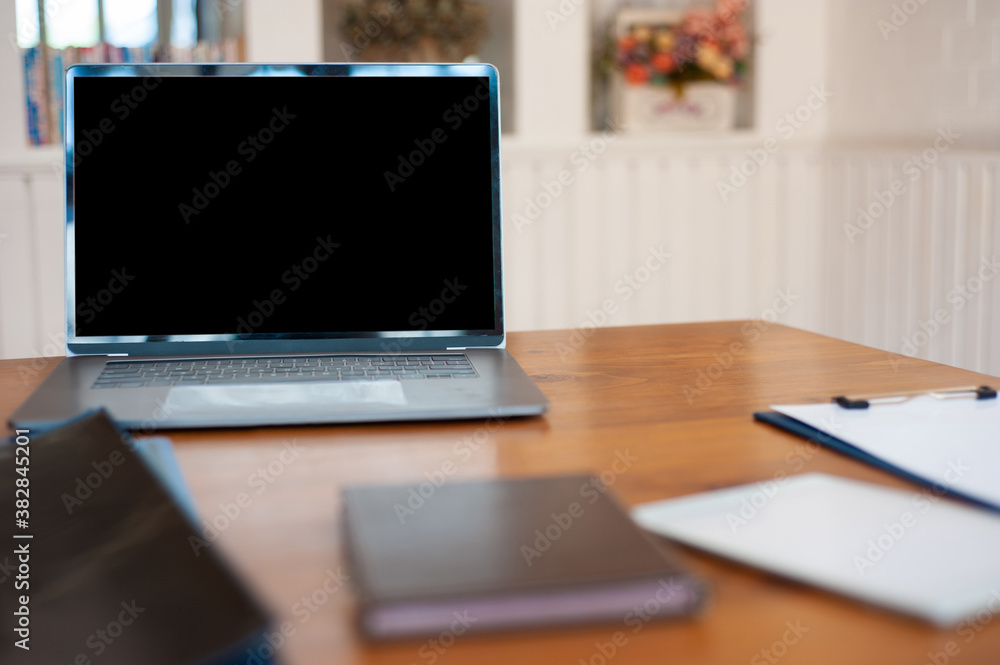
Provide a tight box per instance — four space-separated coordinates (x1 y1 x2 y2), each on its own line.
15 0 246 145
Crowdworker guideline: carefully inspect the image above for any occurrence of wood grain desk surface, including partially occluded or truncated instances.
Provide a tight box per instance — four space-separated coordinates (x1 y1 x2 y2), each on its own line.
2 322 999 665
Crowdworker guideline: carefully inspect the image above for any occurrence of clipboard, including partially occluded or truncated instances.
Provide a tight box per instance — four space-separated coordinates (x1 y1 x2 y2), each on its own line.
754 407 1000 513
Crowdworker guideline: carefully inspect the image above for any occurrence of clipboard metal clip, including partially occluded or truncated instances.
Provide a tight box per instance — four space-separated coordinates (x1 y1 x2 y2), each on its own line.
833 385 997 409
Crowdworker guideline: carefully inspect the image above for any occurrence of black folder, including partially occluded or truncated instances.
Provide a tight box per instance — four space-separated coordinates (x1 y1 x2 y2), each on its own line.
0 410 272 664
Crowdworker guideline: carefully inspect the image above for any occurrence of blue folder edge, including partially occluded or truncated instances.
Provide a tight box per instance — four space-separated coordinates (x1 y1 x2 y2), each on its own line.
130 436 200 524
753 411 1000 513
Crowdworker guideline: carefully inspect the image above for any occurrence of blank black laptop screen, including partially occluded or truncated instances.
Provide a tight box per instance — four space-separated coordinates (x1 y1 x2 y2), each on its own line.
71 74 497 339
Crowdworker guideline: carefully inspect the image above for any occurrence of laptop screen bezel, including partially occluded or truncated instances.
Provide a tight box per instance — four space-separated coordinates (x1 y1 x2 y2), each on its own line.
64 63 505 356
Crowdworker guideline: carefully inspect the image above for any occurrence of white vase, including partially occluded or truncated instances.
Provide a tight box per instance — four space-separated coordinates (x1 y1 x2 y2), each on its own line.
616 81 738 132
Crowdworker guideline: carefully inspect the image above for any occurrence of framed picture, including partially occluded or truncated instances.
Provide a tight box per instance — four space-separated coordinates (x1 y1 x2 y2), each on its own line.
610 5 749 131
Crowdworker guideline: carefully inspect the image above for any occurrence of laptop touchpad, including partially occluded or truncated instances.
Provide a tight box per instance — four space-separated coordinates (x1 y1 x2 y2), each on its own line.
164 381 408 416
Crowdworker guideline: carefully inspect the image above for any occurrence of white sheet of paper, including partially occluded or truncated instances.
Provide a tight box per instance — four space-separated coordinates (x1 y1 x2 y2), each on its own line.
632 473 1000 626
772 396 1000 507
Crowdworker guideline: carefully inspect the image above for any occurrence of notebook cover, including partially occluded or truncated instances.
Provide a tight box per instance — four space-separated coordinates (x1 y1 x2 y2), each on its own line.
754 411 999 512
0 410 270 664
342 474 706 638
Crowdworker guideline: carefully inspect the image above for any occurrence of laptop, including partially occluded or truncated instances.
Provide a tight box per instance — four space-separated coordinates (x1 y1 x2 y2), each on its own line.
10 63 549 431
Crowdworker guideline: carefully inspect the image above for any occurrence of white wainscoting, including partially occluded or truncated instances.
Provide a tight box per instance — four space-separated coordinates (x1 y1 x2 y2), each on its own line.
500 138 827 335
1 142 997 377
500 139 999 376
0 158 63 362
500 138 999 376
820 147 1000 376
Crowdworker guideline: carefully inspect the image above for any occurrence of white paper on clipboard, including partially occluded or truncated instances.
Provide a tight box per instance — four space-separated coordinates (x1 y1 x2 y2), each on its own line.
772 395 1000 508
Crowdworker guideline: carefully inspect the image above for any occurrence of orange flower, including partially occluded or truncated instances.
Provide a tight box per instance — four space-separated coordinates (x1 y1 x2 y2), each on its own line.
651 52 675 73
618 36 638 52
624 63 650 85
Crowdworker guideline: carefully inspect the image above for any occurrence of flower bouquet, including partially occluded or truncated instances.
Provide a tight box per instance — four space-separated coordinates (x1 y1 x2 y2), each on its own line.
609 1 750 131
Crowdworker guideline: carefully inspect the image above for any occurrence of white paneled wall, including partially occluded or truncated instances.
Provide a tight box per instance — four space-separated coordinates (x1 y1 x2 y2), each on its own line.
501 139 826 333
1 145 997 376
0 162 63 361
500 139 999 376
822 148 1000 374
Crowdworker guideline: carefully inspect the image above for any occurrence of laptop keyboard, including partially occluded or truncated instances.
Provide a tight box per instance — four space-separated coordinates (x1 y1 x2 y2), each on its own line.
91 355 477 389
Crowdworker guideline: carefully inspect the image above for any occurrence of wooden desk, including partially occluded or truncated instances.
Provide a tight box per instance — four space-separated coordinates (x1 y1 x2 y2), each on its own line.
3 322 999 665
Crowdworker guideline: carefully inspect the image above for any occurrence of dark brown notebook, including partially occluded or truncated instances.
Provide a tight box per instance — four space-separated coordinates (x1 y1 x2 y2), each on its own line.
0 411 270 665
342 475 706 639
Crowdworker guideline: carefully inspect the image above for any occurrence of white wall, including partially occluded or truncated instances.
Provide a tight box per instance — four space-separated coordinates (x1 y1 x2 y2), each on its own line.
755 0 829 141
513 0 590 138
827 0 1000 148
820 0 1000 372
246 0 323 62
